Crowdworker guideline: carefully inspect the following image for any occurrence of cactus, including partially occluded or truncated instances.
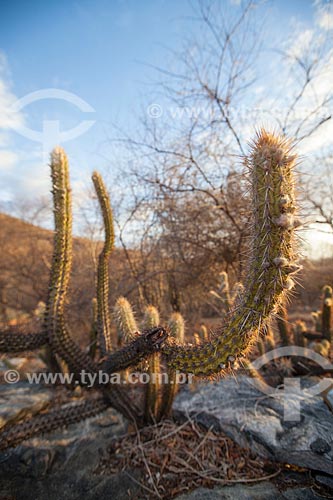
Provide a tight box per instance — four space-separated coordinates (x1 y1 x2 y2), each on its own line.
156 311 187 420
142 305 161 422
0 397 110 451
162 130 300 375
92 172 114 354
167 312 185 343
276 302 293 346
199 324 209 341
294 320 307 347
321 285 332 342
311 311 322 333
113 296 138 345
88 298 98 359
0 130 301 448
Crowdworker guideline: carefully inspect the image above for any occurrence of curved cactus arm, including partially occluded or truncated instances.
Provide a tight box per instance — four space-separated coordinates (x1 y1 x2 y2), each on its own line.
0 397 110 451
101 327 167 374
0 331 47 352
162 130 300 376
43 148 97 373
92 171 114 354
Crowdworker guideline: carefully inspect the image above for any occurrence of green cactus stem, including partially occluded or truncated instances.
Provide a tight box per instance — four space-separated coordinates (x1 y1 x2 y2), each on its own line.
0 331 47 352
43 148 96 373
167 312 185 343
0 397 110 451
88 298 98 359
92 171 114 354
142 305 161 423
157 311 187 420
199 324 209 342
113 296 138 345
321 285 332 342
294 320 306 347
276 303 293 346
162 130 300 376
102 327 167 374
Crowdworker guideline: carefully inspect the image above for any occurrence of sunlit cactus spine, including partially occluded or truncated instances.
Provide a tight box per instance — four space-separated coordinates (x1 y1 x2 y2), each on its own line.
142 305 161 423
321 285 332 342
163 130 300 375
92 171 114 354
113 296 138 345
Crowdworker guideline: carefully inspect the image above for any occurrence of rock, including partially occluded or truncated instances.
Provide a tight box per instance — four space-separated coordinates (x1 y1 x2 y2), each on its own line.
325 388 333 411
315 473 333 489
174 482 324 500
0 382 52 429
174 376 333 475
0 382 133 500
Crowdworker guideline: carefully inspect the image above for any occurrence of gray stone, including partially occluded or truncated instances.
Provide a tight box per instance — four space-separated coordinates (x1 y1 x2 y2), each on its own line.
174 377 333 475
0 382 132 500
175 482 280 499
174 482 324 500
315 473 333 489
0 382 52 429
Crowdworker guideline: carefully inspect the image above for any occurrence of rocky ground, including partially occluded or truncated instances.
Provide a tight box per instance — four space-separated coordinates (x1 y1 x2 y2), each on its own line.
0 366 332 499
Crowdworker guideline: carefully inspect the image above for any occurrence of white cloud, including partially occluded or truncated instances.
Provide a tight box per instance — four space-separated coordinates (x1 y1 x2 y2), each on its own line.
315 0 333 31
287 29 314 59
0 150 18 171
0 54 24 131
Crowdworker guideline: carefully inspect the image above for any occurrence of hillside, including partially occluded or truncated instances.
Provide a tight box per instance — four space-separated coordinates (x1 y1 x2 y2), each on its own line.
0 212 136 343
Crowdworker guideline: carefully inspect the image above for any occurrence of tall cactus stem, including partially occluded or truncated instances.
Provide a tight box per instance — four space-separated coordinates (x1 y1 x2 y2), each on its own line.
92 171 114 354
43 147 96 373
142 305 160 423
163 130 300 375
321 285 332 342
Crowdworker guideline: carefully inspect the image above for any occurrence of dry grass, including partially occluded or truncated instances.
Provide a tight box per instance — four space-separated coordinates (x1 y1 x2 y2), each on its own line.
96 418 280 499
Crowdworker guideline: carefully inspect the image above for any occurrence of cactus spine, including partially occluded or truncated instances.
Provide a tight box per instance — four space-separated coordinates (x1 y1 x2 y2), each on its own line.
92 172 114 354
163 131 299 375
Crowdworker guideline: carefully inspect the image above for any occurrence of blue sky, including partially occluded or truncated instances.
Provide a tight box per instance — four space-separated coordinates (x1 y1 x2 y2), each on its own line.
0 0 332 256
